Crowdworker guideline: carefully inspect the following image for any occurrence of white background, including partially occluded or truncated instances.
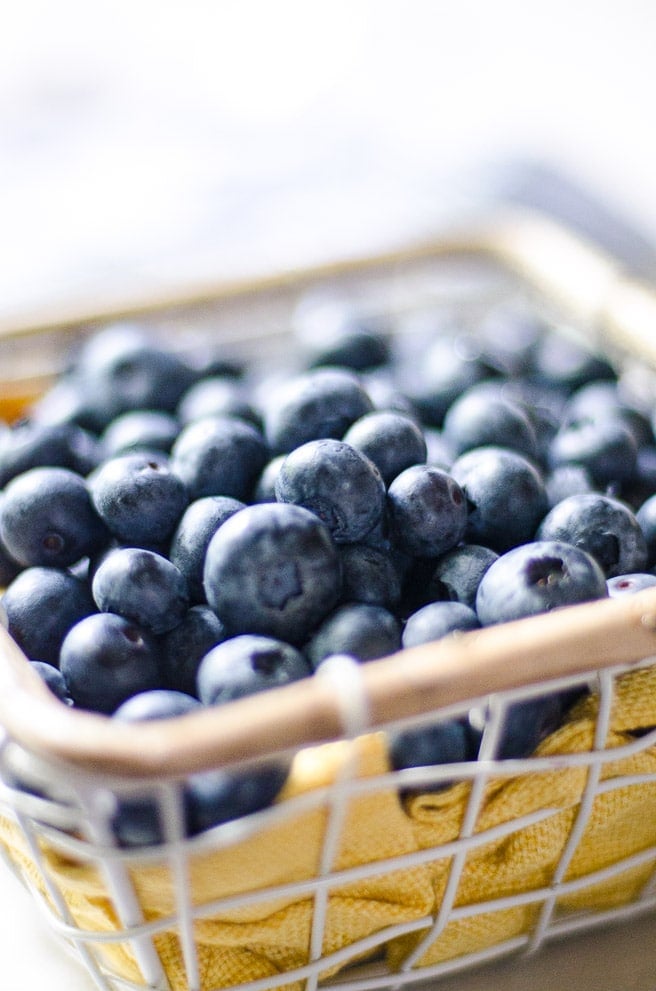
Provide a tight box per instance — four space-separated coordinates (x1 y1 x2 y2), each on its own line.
2 2 656 988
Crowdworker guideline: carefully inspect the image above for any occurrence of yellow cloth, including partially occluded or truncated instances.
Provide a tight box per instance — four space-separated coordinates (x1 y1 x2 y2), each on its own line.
2 666 656 990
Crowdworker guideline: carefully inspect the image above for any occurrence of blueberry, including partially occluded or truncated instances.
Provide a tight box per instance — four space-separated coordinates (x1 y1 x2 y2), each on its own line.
388 718 473 789
0 496 21 586
111 688 201 847
203 503 341 643
0 421 103 487
60 612 162 713
450 446 547 553
545 464 594 509
398 335 486 428
537 493 647 577
424 543 498 609
113 689 201 721
607 573 656 597
337 543 402 609
92 547 189 634
177 376 262 429
387 464 467 558
402 601 480 649
29 660 72 703
262 367 374 454
252 455 286 503
0 467 108 568
442 382 538 461
342 411 427 486
275 439 386 544
89 453 189 547
168 496 245 603
475 540 608 626
74 323 197 427
184 761 289 837
160 605 228 696
197 634 310 705
169 415 269 501
532 329 615 392
547 417 637 489
469 693 565 759
306 603 401 668
304 322 391 372
101 410 180 456
475 306 543 378
2 567 97 665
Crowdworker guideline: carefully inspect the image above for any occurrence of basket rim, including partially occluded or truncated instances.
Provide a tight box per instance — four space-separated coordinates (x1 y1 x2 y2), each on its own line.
1 589 656 778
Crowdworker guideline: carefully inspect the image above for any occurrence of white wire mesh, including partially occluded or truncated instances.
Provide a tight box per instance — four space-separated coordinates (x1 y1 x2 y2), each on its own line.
1 656 656 991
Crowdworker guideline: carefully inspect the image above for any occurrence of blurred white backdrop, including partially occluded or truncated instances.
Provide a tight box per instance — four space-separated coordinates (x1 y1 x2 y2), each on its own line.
2 2 656 987
2 0 656 324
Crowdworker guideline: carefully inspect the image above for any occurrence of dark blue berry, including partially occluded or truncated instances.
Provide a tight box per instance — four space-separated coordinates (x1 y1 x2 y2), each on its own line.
275 439 386 544
169 496 245 603
425 544 498 609
92 547 189 634
337 543 402 609
60 612 162 713
101 410 180 456
169 415 269 501
89 453 188 547
184 762 289 836
2 567 96 665
537 493 647 577
442 382 538 461
387 464 467 558
197 634 310 705
177 376 262 429
402 601 479 649
475 540 608 626
342 411 427 486
29 660 72 703
160 605 228 696
306 603 401 668
1 467 108 568
450 446 547 553
203 503 341 643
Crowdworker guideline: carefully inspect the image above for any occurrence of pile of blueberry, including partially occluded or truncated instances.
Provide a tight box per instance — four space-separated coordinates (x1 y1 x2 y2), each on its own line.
2 304 656 840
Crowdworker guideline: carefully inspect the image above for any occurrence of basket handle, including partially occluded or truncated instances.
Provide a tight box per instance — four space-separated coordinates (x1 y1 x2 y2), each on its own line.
2 588 656 777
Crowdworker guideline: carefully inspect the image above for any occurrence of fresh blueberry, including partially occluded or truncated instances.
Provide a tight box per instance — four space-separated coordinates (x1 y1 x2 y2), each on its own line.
397 335 486 428
262 367 374 454
337 543 402 609
113 689 201 721
402 601 480 649
0 496 21 586
342 411 427 486
92 547 189 634
303 320 391 372
547 416 638 489
60 612 162 713
475 540 608 626
450 446 548 553
474 305 543 378
177 376 262 429
110 688 201 846
29 660 72 703
169 415 269 501
532 328 615 393
89 453 189 548
0 467 108 568
101 410 180 456
306 603 401 668
168 496 245 603
563 379 654 449
73 323 197 427
424 543 498 609
184 761 289 837
203 503 341 643
197 634 310 705
388 718 474 790
537 493 647 577
545 464 594 509
469 692 566 759
0 420 103 487
607 573 656 597
160 605 228 696
275 439 386 544
387 464 467 558
2 567 97 665
442 381 538 461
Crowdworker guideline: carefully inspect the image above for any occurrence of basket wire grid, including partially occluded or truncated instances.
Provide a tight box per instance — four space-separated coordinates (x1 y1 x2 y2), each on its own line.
1 209 656 991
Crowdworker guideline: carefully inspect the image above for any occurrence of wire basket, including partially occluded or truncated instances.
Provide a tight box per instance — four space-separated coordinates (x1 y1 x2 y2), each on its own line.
2 208 656 991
